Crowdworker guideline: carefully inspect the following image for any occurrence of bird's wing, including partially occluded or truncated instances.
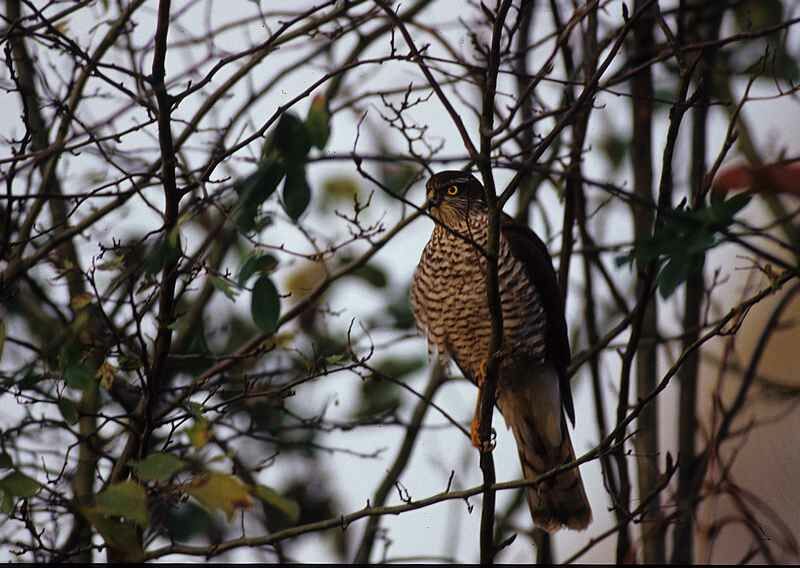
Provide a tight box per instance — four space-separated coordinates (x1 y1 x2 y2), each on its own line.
501 215 575 425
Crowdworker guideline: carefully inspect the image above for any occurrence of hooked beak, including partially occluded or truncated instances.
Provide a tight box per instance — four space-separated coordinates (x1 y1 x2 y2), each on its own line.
425 188 441 211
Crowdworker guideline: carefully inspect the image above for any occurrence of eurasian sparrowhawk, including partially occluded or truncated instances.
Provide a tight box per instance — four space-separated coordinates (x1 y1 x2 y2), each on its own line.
410 170 592 532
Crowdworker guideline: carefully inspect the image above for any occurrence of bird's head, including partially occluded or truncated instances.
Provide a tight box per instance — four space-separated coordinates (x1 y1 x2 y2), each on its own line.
425 170 487 225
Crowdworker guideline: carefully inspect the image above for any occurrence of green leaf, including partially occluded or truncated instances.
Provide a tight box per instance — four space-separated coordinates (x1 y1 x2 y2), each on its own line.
96 254 124 272
720 192 752 219
251 276 281 333
357 377 401 419
376 357 427 379
658 252 706 300
209 275 239 301
387 294 416 330
274 112 311 164
600 132 629 172
81 507 143 561
60 342 82 367
350 264 388 288
131 453 186 483
164 501 214 542
305 95 330 150
186 415 210 449
734 0 783 32
0 490 13 514
614 252 634 269
58 398 80 425
0 472 40 498
253 484 300 524
0 454 12 470
118 353 143 372
282 166 311 220
17 370 44 390
64 363 94 390
324 353 348 366
185 473 253 521
383 163 418 195
235 159 286 234
238 252 279 287
235 160 285 202
144 232 182 275
777 49 800 82
95 481 149 527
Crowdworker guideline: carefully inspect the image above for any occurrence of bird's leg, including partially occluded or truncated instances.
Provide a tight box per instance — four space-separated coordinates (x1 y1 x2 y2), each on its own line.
470 359 495 452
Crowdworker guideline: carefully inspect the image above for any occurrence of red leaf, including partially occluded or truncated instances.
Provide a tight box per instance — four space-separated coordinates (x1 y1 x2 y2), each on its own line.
713 162 800 197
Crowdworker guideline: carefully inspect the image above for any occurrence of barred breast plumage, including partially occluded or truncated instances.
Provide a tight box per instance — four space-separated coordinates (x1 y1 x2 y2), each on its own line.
410 212 548 380
410 170 592 533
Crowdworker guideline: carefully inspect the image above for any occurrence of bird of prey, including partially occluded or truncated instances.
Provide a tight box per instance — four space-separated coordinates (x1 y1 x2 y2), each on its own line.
410 170 592 532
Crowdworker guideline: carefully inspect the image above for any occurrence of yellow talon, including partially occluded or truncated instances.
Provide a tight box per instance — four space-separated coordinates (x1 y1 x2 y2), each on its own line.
477 359 488 387
470 415 482 449
470 357 499 452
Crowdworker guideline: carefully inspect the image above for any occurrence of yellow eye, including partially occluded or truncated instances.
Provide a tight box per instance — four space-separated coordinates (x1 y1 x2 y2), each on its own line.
447 186 459 196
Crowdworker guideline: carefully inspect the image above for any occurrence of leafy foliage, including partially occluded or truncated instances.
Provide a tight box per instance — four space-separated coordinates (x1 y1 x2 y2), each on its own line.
131 453 187 483
618 193 752 298
81 507 143 561
251 275 281 333
235 107 331 231
355 357 426 418
0 472 41 500
186 413 211 449
282 165 311 221
305 95 331 150
93 481 149 527
253 484 301 524
143 229 182 275
185 473 254 521
59 342 97 391
238 252 279 287
58 398 80 425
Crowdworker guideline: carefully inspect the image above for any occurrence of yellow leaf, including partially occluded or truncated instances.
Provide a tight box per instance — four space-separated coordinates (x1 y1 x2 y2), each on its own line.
97 256 123 271
264 331 295 350
186 416 209 449
54 20 70 35
70 293 94 310
185 473 253 520
284 261 326 302
96 361 115 390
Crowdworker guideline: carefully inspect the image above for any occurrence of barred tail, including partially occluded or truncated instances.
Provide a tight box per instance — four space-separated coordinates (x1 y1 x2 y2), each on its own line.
498 364 592 532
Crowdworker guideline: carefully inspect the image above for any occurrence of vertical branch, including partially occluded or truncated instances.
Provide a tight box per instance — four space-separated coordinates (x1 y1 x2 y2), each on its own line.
508 7 552 558
626 0 663 562
622 19 699 561
673 5 724 562
106 5 180 558
6 1 99 560
569 1 627 547
513 0 538 224
613 274 648 563
146 0 180 450
476 1 513 563
548 0 593 310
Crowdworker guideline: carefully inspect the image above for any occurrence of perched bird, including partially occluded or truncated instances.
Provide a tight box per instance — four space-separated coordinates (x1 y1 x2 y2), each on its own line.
410 170 592 532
